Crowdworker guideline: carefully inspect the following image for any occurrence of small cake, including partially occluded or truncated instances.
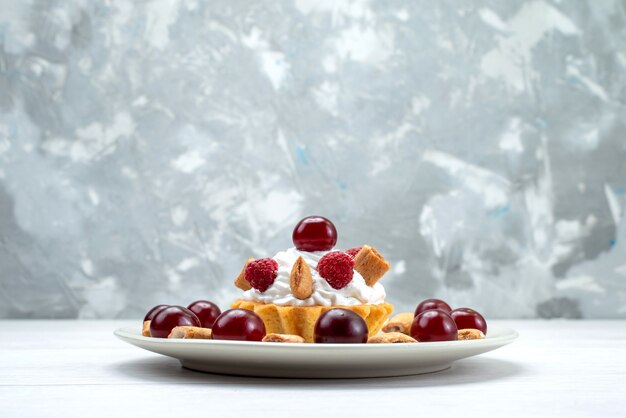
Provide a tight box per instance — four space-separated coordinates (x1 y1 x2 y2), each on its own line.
231 216 394 343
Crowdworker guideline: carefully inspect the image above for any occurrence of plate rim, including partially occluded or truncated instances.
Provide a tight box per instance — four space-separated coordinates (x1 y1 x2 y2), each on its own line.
114 324 518 349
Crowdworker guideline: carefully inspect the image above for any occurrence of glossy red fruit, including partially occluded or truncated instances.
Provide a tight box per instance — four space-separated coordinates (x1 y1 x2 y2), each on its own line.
143 304 169 322
414 298 452 317
317 251 354 289
187 300 222 328
345 247 362 258
450 308 487 334
245 258 279 292
292 216 338 251
149 306 201 338
211 309 266 341
314 308 368 343
410 309 458 342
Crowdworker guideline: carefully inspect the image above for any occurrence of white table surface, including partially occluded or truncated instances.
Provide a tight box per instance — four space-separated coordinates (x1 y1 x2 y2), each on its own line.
0 320 625 418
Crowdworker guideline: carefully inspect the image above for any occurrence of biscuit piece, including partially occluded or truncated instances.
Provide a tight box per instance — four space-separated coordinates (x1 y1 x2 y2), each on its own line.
457 329 485 340
382 312 414 335
142 320 151 337
168 326 213 339
234 257 255 290
262 333 306 343
353 245 390 286
368 332 417 344
290 256 313 299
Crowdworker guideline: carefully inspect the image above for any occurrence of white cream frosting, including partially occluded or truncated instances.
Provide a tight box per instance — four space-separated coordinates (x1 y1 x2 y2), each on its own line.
241 247 386 307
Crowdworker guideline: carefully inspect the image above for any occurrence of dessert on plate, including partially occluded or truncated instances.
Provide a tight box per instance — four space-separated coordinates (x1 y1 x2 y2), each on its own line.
139 217 489 344
230 216 394 343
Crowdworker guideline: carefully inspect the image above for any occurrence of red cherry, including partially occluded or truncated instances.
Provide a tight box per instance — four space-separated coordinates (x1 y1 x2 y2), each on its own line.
149 306 201 338
187 300 222 328
292 216 338 251
410 309 458 342
314 308 368 343
450 308 487 335
414 298 452 317
211 309 266 341
143 304 169 321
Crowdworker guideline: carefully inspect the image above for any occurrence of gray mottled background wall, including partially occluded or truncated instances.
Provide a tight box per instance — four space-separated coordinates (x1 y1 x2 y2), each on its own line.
1 0 625 319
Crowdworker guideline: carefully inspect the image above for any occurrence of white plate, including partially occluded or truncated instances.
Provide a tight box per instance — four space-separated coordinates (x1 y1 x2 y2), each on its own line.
114 325 518 378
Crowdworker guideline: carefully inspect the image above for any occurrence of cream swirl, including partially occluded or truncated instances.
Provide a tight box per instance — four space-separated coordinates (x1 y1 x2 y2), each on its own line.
241 247 386 307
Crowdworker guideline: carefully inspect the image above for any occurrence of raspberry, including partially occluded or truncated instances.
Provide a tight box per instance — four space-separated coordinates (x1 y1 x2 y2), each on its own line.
345 247 362 259
245 258 278 292
317 251 354 289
